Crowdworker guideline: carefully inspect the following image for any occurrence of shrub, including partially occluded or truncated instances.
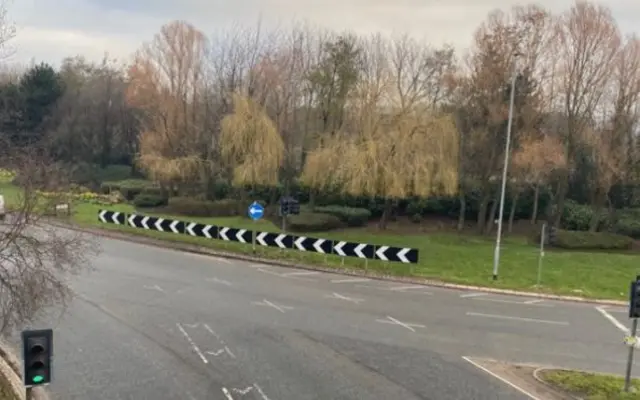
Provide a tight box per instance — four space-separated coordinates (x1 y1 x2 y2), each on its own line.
561 199 607 231
102 179 156 201
550 229 633 251
133 193 167 208
166 197 239 217
313 205 371 227
285 212 344 232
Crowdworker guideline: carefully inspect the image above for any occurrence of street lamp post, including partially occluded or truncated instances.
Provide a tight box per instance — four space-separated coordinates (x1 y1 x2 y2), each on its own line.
492 55 519 281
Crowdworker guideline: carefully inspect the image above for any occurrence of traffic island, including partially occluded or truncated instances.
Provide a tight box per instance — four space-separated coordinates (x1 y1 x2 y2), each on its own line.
535 369 640 399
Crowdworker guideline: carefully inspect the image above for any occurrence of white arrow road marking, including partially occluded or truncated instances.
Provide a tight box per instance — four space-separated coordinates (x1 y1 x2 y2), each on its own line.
376 245 389 261
176 323 208 363
221 387 235 400
143 285 164 292
275 234 286 248
252 299 292 313
294 236 306 250
326 292 363 304
128 214 136 227
313 239 326 253
334 241 346 256
354 243 367 258
186 222 196 236
207 277 232 286
220 227 229 240
257 232 268 246
397 248 411 263
376 316 425 332
237 229 247 243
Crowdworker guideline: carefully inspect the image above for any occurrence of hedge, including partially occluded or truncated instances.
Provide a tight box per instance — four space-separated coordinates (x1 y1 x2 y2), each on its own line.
133 193 167 208
550 229 633 251
313 205 371 227
165 197 240 217
285 213 344 232
101 179 157 201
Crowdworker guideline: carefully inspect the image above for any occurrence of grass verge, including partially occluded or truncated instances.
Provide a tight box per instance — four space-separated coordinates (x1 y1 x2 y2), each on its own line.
2 181 639 301
539 369 640 399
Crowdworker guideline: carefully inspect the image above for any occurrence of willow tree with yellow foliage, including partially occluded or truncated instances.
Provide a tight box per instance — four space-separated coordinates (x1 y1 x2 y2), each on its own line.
220 92 284 204
126 21 209 194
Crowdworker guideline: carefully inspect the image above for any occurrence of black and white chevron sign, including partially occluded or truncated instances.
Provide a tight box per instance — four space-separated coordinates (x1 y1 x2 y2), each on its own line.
293 236 332 253
127 214 184 234
218 227 252 243
333 241 375 259
375 245 418 264
255 232 293 249
98 210 125 224
185 222 219 239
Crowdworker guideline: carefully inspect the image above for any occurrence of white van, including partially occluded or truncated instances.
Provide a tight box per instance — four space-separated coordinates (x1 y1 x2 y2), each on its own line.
0 194 5 221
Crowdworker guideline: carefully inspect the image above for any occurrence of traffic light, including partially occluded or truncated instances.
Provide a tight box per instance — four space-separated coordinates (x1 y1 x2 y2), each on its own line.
630 277 640 319
22 329 53 387
289 200 300 215
279 196 300 216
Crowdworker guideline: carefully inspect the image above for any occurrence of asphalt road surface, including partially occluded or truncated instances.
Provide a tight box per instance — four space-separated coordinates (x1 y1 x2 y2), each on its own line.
13 232 639 400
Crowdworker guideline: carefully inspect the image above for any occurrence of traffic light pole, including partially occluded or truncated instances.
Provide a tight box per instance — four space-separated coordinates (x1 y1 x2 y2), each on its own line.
625 317 638 392
26 387 33 400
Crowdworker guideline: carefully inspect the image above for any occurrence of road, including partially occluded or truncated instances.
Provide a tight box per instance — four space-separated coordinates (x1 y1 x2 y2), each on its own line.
13 232 638 399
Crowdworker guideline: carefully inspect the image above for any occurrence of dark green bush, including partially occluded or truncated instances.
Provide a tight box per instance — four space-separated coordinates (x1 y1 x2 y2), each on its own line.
313 205 371 227
133 193 167 208
101 179 156 201
613 214 640 239
551 229 633 250
166 197 239 217
560 199 607 231
285 212 344 232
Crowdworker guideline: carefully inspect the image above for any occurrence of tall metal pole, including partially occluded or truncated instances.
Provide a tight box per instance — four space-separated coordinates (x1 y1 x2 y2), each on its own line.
492 56 518 281
625 318 638 392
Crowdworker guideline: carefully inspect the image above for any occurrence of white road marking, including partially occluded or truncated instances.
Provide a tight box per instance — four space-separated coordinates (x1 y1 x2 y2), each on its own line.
471 298 553 307
375 316 426 332
213 257 233 264
252 299 293 313
331 278 371 283
232 387 253 395
249 264 266 268
203 323 222 341
206 347 236 359
462 356 543 400
460 292 487 298
596 306 630 335
326 292 364 304
466 312 569 326
254 384 271 400
143 284 164 292
207 277 232 286
281 271 319 277
389 285 426 291
176 323 208 364
221 387 235 399
524 299 544 304
256 267 282 276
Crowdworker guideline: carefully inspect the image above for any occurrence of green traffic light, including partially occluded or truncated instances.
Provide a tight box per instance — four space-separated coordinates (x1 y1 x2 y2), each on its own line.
32 375 43 383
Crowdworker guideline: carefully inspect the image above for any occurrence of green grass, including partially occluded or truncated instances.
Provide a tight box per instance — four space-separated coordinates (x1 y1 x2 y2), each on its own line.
3 180 640 300
540 369 640 399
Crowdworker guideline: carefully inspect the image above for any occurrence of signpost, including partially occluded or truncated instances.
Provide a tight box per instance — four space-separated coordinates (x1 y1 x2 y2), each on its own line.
625 276 640 392
248 202 264 253
536 223 546 287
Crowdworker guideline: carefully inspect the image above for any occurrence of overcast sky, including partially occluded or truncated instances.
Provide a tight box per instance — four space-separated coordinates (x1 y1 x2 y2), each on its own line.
7 0 640 67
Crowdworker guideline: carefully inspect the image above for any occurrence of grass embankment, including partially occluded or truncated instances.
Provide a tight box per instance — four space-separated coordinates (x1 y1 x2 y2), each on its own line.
540 369 640 399
1 180 638 300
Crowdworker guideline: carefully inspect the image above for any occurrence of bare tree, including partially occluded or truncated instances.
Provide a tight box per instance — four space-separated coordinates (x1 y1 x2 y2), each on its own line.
0 141 97 335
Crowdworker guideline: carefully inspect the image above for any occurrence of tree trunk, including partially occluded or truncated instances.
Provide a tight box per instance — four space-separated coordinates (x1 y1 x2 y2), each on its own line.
457 191 466 231
508 191 519 233
588 191 605 232
477 195 490 234
531 184 540 224
485 191 500 235
378 199 393 230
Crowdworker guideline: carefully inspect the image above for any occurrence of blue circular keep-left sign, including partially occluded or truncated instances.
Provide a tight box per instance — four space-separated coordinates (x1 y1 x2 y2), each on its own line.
248 202 264 220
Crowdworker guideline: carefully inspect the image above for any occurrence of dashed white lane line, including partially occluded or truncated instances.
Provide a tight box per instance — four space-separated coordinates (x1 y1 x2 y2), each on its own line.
281 271 320 277
389 285 427 291
331 278 371 283
375 315 426 332
462 357 543 400
176 323 208 364
466 312 569 326
471 298 553 307
221 387 235 399
460 292 487 298
596 306 630 335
